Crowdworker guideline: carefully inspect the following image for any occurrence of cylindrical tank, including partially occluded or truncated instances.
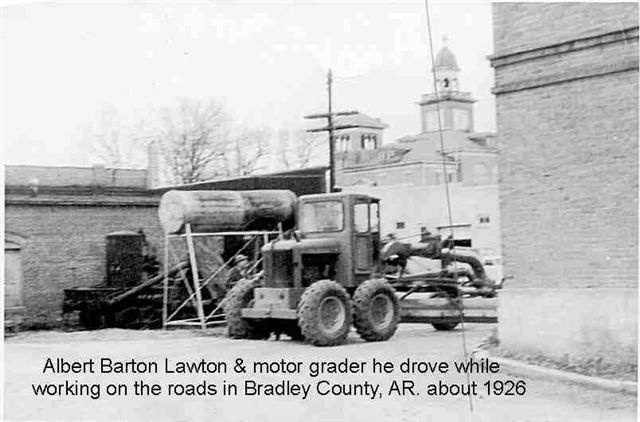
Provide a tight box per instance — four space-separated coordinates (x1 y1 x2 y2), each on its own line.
106 231 144 287
158 190 297 234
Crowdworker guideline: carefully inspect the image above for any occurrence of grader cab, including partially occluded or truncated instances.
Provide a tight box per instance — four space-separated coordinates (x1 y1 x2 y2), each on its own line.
227 192 400 346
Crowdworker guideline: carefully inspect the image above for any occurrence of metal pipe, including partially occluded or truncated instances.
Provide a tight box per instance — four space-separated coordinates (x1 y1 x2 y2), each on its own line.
109 261 188 307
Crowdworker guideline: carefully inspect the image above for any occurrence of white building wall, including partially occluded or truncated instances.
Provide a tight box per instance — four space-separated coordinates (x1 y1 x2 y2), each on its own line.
343 183 501 258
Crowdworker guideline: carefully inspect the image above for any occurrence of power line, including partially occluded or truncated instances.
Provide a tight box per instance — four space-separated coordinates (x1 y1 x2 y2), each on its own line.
424 0 474 413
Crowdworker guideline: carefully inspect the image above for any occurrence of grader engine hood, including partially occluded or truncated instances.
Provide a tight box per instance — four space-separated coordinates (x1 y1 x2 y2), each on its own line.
262 237 341 288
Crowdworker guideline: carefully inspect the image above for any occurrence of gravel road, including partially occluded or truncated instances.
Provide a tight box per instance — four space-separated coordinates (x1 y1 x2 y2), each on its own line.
3 324 636 422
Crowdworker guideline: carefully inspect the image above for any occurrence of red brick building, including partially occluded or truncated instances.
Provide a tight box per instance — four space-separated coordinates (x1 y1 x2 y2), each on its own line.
490 3 638 366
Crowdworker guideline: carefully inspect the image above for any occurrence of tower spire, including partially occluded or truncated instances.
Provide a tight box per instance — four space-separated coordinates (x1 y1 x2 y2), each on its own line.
420 42 476 133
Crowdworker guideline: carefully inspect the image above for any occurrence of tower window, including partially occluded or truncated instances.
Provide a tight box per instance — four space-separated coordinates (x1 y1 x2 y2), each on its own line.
443 78 450 88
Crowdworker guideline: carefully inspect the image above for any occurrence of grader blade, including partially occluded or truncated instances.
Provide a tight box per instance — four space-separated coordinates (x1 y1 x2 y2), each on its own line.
398 293 498 324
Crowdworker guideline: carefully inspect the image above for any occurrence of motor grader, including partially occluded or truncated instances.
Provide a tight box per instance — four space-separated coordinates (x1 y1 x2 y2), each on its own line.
159 189 498 346
222 192 497 346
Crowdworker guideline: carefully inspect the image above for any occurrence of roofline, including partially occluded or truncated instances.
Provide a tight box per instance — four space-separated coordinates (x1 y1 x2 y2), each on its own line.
153 166 328 192
5 185 154 196
5 196 160 207
390 129 497 144
335 124 388 130
419 96 476 106
440 148 498 155
4 164 146 171
341 159 456 173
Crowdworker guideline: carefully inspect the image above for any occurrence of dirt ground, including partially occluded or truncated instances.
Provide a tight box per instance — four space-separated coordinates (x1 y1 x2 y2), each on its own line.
3 324 636 422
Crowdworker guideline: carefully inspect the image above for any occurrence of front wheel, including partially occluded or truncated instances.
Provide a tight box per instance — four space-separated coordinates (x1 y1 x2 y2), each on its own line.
223 278 271 340
297 280 352 346
353 279 400 341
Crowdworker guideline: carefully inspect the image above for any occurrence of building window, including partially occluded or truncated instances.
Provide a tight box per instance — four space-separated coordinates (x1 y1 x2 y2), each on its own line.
435 172 455 185
361 134 377 150
396 221 405 230
437 225 472 247
336 135 350 153
478 214 490 224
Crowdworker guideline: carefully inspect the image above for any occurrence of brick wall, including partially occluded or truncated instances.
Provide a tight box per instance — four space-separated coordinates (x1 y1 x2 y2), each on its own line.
492 3 638 289
4 204 163 327
6 165 148 189
497 73 638 288
493 3 638 54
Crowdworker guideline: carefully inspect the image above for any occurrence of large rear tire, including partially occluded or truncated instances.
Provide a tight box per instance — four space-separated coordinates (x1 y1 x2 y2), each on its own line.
297 280 352 346
224 278 271 340
353 279 400 341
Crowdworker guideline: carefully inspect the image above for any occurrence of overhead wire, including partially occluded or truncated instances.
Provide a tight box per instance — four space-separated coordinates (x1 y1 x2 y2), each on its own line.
423 0 474 413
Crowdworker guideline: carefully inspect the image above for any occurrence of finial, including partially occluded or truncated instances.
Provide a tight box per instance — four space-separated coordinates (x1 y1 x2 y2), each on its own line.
442 34 449 46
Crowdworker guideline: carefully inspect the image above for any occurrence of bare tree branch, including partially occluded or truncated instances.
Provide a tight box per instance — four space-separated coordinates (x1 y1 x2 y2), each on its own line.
156 98 228 184
226 126 269 177
276 128 325 170
88 105 148 168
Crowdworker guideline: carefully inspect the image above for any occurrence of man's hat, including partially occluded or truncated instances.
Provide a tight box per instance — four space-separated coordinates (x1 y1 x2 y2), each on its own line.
234 254 249 265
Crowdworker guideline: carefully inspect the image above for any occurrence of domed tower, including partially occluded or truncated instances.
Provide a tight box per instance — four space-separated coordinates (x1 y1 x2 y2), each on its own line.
419 37 475 133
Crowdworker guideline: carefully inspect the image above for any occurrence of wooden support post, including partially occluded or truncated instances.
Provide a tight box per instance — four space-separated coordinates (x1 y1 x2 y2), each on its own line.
185 224 207 329
162 232 169 329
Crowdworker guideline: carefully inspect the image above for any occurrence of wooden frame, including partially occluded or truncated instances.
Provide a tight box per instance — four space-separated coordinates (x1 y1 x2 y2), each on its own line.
161 225 278 330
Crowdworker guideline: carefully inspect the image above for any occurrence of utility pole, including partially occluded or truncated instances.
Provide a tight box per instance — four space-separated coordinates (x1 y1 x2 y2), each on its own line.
305 69 359 193
327 70 335 193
